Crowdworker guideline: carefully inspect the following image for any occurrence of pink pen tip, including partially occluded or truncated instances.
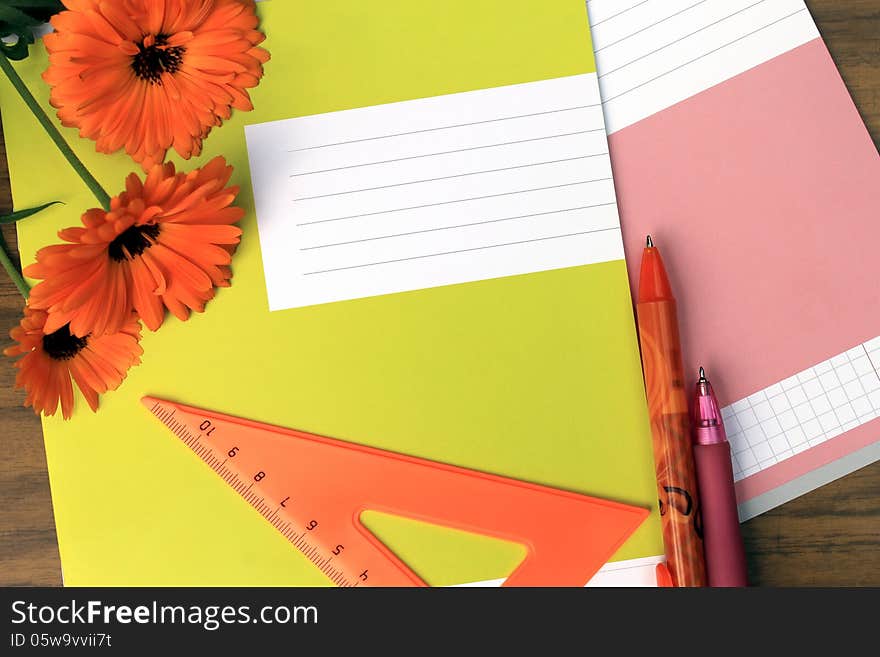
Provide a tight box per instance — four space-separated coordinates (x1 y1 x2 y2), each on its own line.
693 368 727 445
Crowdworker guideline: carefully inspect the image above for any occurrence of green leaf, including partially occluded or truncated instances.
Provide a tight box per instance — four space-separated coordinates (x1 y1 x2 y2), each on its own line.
0 200 63 224
0 1 63 60
5 1 64 6
1 0 63 19
0 34 29 60
0 5 38 27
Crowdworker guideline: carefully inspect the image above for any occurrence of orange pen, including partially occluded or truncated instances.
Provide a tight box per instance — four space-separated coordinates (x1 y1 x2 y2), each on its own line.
636 236 707 587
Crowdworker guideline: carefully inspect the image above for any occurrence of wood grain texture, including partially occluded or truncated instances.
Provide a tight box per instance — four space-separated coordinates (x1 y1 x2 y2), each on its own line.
0 0 878 587
0 113 63 587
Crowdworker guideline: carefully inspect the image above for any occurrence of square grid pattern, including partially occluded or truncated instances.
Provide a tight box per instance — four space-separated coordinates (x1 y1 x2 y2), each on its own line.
723 337 880 481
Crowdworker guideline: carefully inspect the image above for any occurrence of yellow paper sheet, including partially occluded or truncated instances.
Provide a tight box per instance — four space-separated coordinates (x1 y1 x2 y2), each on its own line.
0 0 662 585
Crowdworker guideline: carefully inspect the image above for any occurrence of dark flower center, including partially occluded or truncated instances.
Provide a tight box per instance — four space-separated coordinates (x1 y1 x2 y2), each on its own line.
131 34 185 84
108 223 161 262
42 324 89 361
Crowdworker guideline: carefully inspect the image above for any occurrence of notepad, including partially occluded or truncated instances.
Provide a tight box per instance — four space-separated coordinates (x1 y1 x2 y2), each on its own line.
0 0 663 586
246 75 623 310
587 0 880 519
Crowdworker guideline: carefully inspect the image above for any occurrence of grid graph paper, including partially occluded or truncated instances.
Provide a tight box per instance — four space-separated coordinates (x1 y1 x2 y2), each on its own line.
723 336 880 480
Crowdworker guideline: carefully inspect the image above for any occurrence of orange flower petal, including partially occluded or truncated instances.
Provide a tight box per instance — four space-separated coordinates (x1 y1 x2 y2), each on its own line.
28 157 243 336
4 308 141 419
44 0 268 170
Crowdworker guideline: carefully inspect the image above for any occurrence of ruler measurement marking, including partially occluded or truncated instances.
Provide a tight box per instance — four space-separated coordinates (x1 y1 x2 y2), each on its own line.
210 458 346 586
152 402 378 588
211 463 340 586
169 420 187 440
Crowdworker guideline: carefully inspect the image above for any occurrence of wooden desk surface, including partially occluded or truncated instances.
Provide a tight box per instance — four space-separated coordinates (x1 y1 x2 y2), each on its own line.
1 0 879 587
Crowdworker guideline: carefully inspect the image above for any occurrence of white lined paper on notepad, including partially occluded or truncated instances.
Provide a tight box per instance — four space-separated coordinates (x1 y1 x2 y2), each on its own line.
246 74 624 310
587 0 820 133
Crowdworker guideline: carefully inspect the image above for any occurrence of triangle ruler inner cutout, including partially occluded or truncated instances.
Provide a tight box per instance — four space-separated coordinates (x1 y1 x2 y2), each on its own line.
144 396 649 587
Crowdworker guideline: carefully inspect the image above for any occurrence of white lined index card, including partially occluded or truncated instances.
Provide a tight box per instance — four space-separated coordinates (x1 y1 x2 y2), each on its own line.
246 74 625 310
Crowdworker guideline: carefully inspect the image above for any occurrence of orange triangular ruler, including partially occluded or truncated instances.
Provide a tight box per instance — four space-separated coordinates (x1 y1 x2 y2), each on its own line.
144 397 648 586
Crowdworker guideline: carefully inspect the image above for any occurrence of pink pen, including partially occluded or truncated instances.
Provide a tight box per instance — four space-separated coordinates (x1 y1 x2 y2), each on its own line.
692 367 749 587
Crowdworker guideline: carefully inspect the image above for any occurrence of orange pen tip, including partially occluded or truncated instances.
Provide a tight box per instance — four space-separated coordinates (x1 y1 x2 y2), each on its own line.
638 241 674 303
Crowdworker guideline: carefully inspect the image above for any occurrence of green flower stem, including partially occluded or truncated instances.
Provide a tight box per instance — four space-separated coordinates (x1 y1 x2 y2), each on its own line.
0 52 110 211
0 229 29 299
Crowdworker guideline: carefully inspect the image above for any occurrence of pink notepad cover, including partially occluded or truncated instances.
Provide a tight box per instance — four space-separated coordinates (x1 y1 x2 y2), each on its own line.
609 39 880 507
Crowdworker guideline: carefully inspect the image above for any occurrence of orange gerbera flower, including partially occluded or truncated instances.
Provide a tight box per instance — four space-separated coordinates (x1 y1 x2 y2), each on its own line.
43 0 269 169
25 156 244 337
4 307 143 419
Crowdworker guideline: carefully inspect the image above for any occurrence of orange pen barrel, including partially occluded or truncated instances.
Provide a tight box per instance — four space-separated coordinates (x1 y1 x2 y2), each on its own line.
637 239 707 587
